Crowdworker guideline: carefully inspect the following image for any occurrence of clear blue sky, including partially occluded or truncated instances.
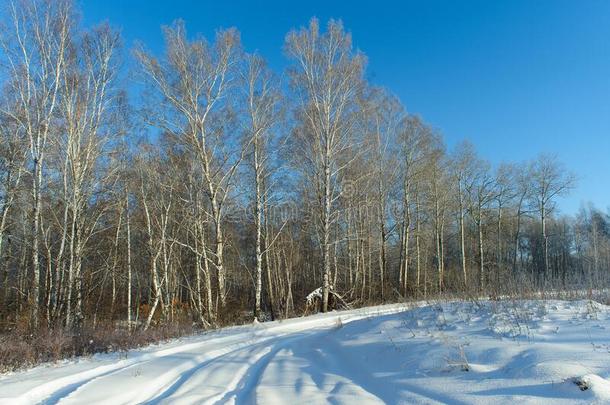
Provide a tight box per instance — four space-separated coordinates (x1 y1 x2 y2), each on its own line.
81 0 610 215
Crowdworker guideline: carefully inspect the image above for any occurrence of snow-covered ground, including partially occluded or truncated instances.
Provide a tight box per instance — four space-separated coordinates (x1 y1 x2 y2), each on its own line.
2 299 610 404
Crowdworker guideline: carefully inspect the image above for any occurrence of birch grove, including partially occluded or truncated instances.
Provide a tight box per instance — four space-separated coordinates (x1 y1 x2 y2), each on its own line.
0 2 603 338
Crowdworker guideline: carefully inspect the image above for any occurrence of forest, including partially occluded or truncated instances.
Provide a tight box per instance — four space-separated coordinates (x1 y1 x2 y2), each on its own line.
0 0 608 366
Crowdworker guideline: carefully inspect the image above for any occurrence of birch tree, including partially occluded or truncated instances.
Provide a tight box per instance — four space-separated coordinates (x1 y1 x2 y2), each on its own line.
467 158 496 292
135 22 243 309
242 54 281 320
285 18 365 312
396 115 433 293
529 154 576 285
367 90 402 299
451 141 477 288
0 110 27 307
0 0 72 327
56 23 120 328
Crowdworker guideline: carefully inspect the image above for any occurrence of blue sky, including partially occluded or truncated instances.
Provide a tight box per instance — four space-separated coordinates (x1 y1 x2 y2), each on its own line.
81 0 610 215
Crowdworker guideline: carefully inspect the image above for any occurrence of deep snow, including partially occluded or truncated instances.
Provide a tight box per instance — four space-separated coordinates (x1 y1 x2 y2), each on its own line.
2 299 610 404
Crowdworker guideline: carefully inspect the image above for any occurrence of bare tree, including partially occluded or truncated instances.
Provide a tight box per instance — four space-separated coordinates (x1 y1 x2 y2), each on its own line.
511 163 531 274
396 115 434 293
55 23 120 328
135 22 243 309
493 163 516 285
0 109 27 307
285 18 365 312
1 0 73 327
134 146 175 330
242 54 282 320
529 154 576 285
367 89 402 299
466 158 496 292
425 147 449 293
451 141 477 288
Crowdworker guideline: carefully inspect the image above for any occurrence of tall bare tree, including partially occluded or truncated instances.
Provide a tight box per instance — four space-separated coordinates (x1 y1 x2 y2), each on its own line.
56 23 120 328
529 154 576 285
285 18 365 312
0 109 27 307
135 22 243 309
242 54 282 320
367 89 402 299
466 158 496 292
451 141 477 288
1 0 73 327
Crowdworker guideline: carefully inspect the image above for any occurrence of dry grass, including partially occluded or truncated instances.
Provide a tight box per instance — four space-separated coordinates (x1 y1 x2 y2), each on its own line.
0 322 194 373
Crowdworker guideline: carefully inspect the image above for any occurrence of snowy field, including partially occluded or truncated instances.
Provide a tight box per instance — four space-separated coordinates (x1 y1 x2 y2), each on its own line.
2 299 610 405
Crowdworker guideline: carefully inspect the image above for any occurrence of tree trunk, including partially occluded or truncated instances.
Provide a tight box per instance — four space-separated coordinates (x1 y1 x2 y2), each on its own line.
322 161 331 312
458 182 467 288
254 139 263 320
478 209 485 292
126 192 133 331
31 157 42 329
